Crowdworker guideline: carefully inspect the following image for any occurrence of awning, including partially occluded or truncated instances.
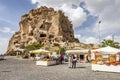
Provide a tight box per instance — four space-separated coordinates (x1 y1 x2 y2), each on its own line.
66 49 90 54
92 46 120 54
29 49 50 54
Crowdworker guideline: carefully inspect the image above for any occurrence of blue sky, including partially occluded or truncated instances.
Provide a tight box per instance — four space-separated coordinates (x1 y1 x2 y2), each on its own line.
0 0 120 54
0 0 36 54
0 0 36 31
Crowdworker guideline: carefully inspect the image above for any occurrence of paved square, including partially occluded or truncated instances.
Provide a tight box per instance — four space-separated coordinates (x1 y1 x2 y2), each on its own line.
0 56 120 80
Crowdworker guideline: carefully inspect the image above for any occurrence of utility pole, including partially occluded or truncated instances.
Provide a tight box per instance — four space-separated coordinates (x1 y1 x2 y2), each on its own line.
98 21 101 43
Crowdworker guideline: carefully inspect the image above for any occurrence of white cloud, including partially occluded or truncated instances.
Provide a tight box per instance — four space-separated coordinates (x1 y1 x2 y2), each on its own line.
0 36 9 54
84 37 98 44
31 0 87 27
60 4 87 27
75 33 120 45
31 0 120 44
0 18 17 27
84 0 120 36
104 35 120 43
31 0 81 7
104 35 113 40
75 34 81 41
75 34 98 44
0 27 15 34
115 36 120 43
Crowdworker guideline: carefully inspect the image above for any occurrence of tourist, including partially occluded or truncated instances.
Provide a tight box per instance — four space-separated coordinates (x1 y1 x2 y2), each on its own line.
68 55 72 68
86 55 89 62
56 56 60 64
46 55 49 59
72 55 77 68
59 55 64 64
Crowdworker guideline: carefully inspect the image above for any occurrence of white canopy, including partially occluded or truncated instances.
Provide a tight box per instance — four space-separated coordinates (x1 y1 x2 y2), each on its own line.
66 50 90 54
15 48 25 52
29 49 50 54
92 46 120 54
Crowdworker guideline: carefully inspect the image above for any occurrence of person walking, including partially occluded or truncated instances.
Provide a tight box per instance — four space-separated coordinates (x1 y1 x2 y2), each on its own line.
68 55 72 68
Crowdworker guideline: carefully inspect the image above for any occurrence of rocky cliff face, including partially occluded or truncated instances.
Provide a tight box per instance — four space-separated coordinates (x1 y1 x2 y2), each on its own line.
6 6 79 55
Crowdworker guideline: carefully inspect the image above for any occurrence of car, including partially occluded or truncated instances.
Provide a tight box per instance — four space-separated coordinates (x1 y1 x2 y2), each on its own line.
64 56 68 62
0 55 4 60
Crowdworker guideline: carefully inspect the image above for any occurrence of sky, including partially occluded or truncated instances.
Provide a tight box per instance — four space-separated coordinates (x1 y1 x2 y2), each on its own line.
0 0 120 54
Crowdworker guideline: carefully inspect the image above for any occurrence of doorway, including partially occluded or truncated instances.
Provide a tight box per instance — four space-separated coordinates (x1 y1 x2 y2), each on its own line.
80 55 84 62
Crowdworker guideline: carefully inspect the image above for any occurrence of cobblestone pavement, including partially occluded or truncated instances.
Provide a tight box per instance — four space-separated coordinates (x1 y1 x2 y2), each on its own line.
0 56 120 80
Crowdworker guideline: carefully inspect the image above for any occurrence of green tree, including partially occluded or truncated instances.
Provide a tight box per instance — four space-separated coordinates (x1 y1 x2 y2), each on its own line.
100 39 120 48
25 42 44 50
58 47 66 55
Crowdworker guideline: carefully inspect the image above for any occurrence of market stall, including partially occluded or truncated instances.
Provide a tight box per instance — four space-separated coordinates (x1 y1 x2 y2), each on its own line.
66 49 90 62
36 59 56 66
91 46 120 72
30 49 56 66
29 49 50 60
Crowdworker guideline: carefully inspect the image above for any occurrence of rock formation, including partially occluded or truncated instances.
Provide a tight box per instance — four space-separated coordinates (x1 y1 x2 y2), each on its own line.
6 6 80 55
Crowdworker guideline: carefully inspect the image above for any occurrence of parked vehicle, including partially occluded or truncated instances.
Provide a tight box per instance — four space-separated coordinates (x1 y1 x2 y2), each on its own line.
0 55 4 60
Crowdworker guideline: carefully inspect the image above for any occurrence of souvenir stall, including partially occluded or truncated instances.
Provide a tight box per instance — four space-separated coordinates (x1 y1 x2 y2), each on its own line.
36 59 56 66
91 46 120 72
29 49 56 66
66 49 90 62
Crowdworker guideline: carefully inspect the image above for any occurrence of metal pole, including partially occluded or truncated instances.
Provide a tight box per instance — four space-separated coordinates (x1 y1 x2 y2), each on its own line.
98 21 101 43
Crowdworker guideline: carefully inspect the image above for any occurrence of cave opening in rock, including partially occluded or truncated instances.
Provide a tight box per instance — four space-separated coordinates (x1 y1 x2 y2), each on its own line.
40 34 46 37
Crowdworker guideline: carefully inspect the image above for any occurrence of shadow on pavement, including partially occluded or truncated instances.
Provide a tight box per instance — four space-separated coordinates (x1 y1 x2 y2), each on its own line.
76 66 86 68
